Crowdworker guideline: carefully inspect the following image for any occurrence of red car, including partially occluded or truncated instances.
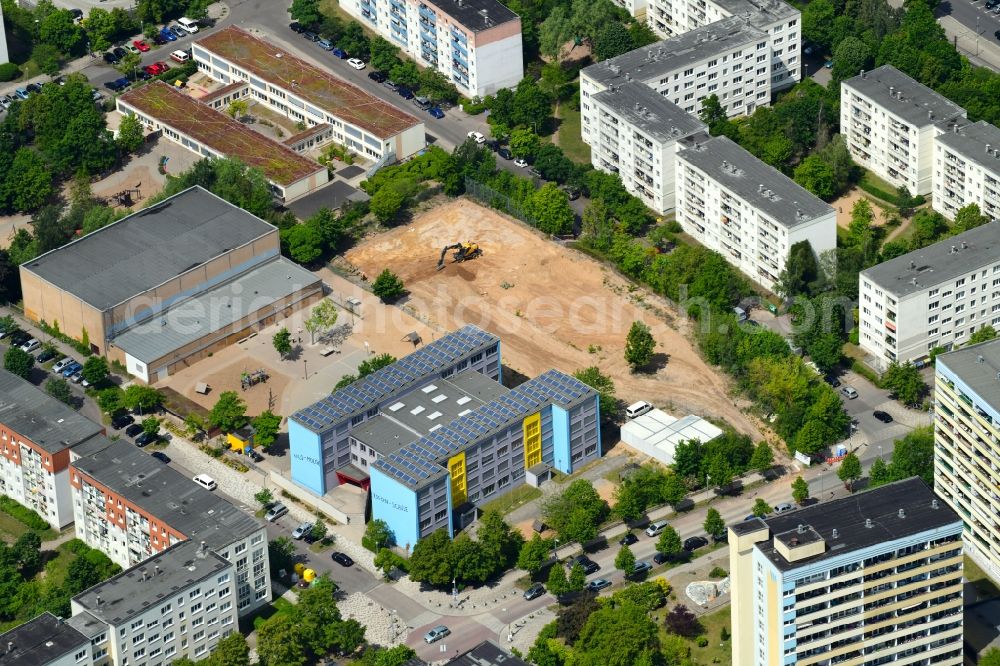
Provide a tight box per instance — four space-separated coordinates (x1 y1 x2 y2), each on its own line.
143 64 162 76
133 40 150 52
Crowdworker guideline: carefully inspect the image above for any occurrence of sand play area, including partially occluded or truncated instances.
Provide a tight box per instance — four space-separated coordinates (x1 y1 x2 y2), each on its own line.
346 199 760 438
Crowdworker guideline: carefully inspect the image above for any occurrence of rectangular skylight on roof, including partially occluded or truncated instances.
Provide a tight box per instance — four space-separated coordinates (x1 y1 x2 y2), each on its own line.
458 409 472 417
429 424 442 432
456 396 471 405
421 384 438 393
432 394 447 403
411 406 425 415
389 402 405 412
427 411 442 420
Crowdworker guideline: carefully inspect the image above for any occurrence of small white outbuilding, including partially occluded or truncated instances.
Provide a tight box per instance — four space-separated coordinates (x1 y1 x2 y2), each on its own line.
620 409 724 466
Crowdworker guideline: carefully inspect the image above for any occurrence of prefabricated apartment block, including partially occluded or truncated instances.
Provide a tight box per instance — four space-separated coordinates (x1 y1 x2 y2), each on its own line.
932 120 1000 220
841 65 967 196
645 0 801 92
71 438 271 616
0 369 108 529
934 339 1000 584
858 221 1000 370
338 0 523 98
193 26 425 163
289 326 601 547
588 81 707 213
729 478 963 666
675 135 836 291
19 186 322 384
117 82 329 202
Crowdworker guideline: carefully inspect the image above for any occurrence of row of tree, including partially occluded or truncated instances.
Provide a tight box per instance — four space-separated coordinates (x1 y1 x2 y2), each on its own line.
408 512 524 586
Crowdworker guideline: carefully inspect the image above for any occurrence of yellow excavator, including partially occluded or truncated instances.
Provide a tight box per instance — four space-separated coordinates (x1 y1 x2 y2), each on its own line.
436 242 483 270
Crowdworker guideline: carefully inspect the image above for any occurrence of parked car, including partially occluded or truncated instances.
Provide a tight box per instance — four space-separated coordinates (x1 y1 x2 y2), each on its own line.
291 522 313 539
170 50 191 63
825 375 841 387
170 25 187 37
347 57 366 70
497 147 512 159
247 449 264 462
178 17 200 33
133 39 150 52
368 70 388 83
570 555 599 574
70 371 84 384
62 361 83 378
428 106 445 119
124 424 144 438
413 95 432 110
113 47 128 60
69 8 84 21
265 502 289 522
630 561 652 577
105 78 129 92
646 520 669 537
53 357 74 373
774 502 794 514
9 331 29 346
397 86 414 99
135 432 158 447
513 157 529 168
995 29 1000 39
19 338 40 353
331 552 354 567
301 30 319 42
524 582 546 600
840 386 859 399
111 413 135 429
619 532 638 546
873 410 894 423
652 552 669 565
103 51 120 64
424 626 450 644
683 536 708 551
317 39 334 50
14 88 29 100
382 79 399 91
125 43 140 54
36 348 57 363
586 578 612 592
467 131 486 144
193 474 217 491
289 21 305 33
151 451 171 463
561 186 580 200
160 27 178 42
0 325 18 340
331 47 349 59
144 64 164 76
528 167 543 179
153 33 167 45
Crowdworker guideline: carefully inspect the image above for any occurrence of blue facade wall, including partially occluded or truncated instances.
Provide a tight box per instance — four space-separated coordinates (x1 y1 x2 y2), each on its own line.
551 405 571 473
370 467 420 548
289 419 325 495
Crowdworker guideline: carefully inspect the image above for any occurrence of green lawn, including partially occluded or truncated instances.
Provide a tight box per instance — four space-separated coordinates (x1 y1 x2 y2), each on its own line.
555 103 591 165
653 604 732 665
965 554 999 600
0 511 56 542
252 596 297 631
480 484 542 516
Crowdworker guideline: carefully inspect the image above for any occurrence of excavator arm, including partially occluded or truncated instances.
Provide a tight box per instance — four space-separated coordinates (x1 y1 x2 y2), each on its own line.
437 243 462 270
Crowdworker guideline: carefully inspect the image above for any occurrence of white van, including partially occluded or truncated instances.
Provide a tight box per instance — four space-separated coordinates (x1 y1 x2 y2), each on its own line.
169 50 190 63
625 401 653 419
193 474 217 491
178 17 200 33
645 519 669 537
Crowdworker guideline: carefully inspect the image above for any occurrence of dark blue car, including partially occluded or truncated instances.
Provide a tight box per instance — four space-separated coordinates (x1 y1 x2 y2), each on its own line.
397 86 414 100
160 27 177 42
428 107 445 119
331 47 348 59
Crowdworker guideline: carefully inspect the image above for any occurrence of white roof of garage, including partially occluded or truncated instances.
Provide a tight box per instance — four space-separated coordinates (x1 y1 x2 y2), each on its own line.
620 409 723 465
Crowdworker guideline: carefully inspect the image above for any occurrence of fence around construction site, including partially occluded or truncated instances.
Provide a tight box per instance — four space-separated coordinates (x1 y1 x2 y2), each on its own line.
464 177 541 230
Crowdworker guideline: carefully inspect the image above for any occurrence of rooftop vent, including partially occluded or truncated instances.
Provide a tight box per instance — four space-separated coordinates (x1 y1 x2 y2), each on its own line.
988 144 993 154
797 524 805 534
865 518 873 529
831 528 839 539
932 499 939 509
889 86 895 97
898 508 906 519
860 69 866 78
961 241 968 249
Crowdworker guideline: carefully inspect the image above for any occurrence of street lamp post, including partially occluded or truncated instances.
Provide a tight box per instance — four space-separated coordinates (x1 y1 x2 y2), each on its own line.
878 445 883 459
303 359 308 379
503 608 512 642
551 538 559 561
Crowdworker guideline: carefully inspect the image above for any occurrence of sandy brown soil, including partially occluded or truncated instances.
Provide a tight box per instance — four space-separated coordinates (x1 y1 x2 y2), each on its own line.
163 351 290 417
345 199 761 439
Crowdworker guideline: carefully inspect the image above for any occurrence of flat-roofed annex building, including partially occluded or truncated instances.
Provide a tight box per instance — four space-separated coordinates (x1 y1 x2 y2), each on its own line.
339 0 523 98
117 82 329 202
589 81 707 214
0 612 97 666
70 438 270 616
934 339 1000 583
932 119 1000 220
193 26 425 164
675 134 836 291
858 221 1000 370
19 186 322 384
729 477 963 666
841 66 967 196
0 369 108 529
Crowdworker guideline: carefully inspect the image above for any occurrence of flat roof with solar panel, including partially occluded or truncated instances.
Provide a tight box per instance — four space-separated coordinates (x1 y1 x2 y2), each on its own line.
292 325 500 433
372 370 596 490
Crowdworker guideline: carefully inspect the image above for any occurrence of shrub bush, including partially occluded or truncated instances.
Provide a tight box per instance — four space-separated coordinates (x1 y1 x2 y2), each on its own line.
0 63 20 82
696 636 709 647
709 566 728 579
0 494 50 530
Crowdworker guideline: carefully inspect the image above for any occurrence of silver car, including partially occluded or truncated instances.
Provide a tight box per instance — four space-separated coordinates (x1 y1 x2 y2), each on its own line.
264 503 288 522
291 521 313 539
424 625 450 643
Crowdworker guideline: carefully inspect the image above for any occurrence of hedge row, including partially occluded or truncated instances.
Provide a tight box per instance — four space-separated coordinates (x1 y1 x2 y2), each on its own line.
0 494 50 530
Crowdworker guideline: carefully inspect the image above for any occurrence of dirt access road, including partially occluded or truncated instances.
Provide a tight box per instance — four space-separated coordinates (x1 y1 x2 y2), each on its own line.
346 199 760 439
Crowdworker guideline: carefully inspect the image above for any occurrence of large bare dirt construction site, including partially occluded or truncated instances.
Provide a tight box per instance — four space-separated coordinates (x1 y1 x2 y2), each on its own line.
346 199 761 439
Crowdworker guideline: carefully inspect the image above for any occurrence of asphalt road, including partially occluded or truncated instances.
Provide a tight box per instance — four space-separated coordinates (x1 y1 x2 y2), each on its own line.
939 0 1000 49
